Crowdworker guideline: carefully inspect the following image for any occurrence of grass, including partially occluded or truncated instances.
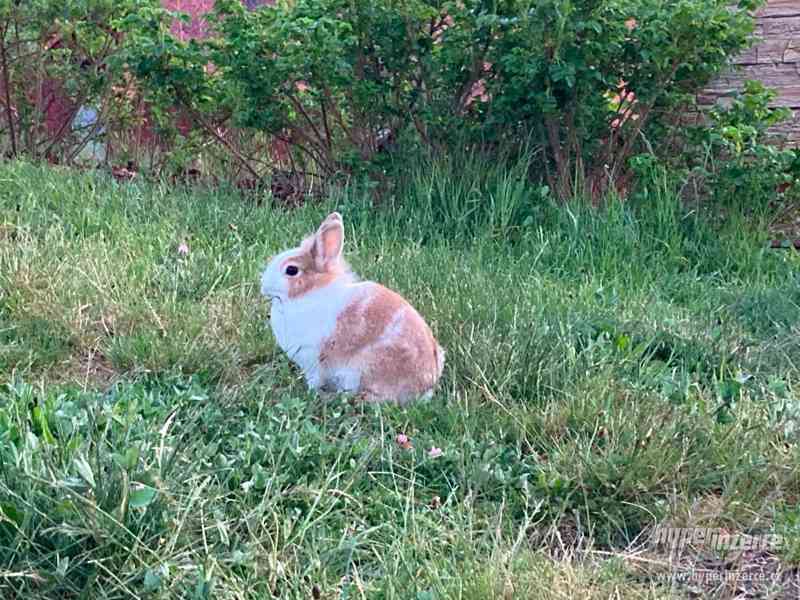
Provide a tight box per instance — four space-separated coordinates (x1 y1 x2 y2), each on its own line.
0 158 799 599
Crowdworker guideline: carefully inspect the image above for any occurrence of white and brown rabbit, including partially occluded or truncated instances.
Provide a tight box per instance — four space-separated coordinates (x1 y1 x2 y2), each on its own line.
261 212 444 403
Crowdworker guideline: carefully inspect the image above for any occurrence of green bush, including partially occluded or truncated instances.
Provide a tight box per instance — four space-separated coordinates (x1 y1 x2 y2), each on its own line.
118 0 763 198
0 0 157 163
684 80 800 206
121 0 466 184
469 0 762 200
0 0 776 203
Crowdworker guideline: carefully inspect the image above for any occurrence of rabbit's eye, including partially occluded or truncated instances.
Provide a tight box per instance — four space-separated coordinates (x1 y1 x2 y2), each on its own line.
285 265 299 276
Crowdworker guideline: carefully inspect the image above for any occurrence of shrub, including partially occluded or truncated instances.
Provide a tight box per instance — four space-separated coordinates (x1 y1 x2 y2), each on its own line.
683 80 800 206
122 0 465 186
118 0 764 198
1 0 769 201
464 0 763 200
0 0 158 164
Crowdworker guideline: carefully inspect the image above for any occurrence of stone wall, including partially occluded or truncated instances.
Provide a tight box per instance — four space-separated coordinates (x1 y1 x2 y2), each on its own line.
698 1 800 144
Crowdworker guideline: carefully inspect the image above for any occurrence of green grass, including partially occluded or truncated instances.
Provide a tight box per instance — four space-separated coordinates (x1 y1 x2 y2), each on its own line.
0 159 799 598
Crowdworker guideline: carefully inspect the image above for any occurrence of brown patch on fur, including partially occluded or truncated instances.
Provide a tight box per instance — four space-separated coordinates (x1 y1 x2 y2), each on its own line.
320 284 442 402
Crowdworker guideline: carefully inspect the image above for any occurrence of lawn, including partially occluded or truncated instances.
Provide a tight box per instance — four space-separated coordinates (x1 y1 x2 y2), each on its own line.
1 160 799 599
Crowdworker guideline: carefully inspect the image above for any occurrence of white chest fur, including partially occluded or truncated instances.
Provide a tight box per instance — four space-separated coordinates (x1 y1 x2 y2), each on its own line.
269 281 356 387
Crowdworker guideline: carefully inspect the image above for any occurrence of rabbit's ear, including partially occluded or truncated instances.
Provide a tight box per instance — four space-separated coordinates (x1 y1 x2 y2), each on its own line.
312 212 344 269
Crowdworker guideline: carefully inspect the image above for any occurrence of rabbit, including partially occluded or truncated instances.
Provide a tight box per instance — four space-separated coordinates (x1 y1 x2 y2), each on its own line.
261 212 444 403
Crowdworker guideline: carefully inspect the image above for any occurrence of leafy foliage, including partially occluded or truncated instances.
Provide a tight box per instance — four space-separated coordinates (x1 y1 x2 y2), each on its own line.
469 0 762 199
116 0 765 197
0 0 792 205
0 0 159 163
683 80 800 205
